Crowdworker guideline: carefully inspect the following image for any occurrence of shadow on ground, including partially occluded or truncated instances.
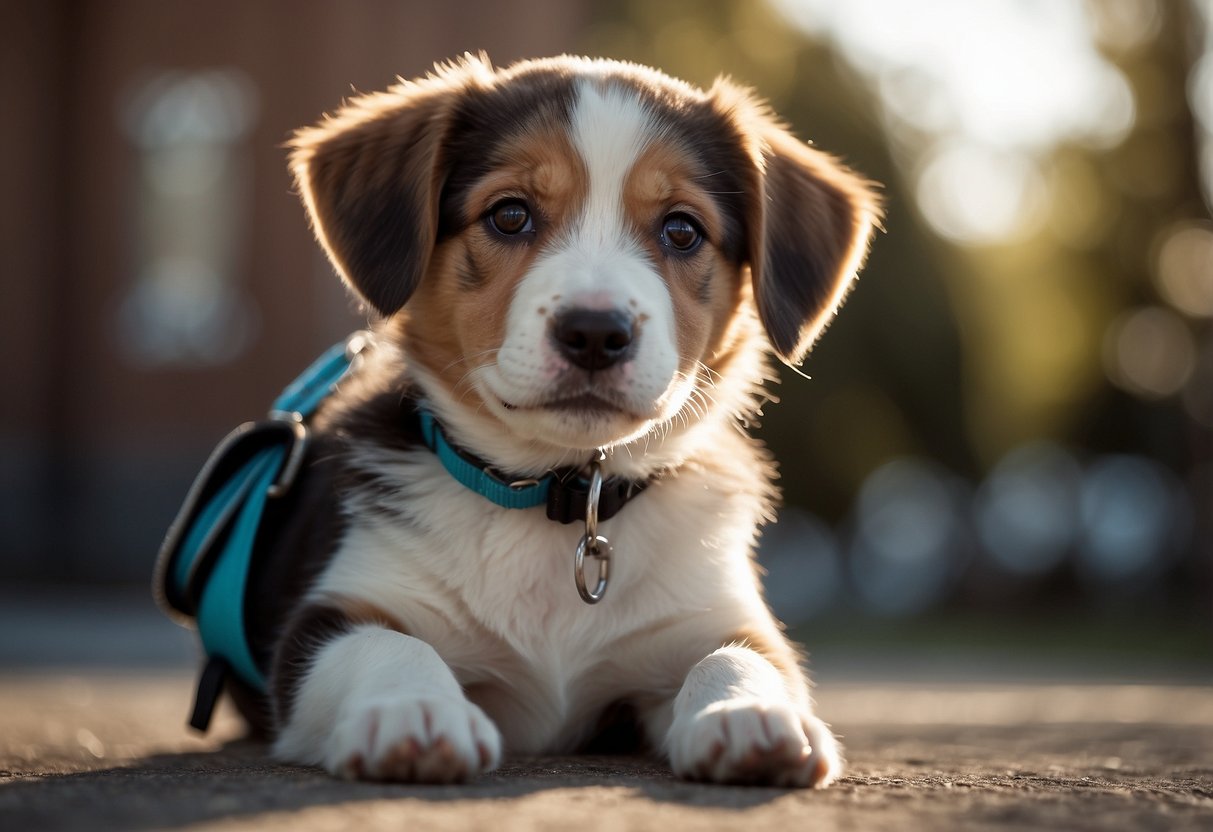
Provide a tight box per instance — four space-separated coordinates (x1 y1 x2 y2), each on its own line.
4 722 1212 832
2 742 811 831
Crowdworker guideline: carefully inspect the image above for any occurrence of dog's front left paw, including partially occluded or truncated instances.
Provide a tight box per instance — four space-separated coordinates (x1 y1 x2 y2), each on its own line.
326 695 502 783
667 699 842 788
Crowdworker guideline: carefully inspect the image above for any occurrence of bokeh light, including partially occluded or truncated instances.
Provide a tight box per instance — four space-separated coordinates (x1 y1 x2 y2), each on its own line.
1154 222 1213 318
849 459 967 616
1192 49 1213 135
771 0 1138 245
975 442 1082 577
758 508 844 625
915 142 1047 243
1076 455 1190 586
1088 0 1164 52
1102 306 1197 398
771 0 1136 150
1189 14 1213 208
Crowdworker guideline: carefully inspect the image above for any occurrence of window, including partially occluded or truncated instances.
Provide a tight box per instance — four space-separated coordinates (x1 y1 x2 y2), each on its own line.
116 69 259 368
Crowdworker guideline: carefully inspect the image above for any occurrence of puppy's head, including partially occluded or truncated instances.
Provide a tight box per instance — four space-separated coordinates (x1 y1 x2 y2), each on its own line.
292 55 879 453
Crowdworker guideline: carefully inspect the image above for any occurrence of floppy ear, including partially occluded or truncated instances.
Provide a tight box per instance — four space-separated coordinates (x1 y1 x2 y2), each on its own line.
749 125 881 365
289 83 454 317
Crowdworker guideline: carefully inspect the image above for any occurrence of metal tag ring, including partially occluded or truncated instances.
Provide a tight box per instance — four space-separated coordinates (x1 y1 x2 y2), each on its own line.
584 459 604 540
574 534 611 604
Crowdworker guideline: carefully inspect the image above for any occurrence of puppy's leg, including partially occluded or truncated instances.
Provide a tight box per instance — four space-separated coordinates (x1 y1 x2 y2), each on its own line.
272 619 501 783
664 641 841 788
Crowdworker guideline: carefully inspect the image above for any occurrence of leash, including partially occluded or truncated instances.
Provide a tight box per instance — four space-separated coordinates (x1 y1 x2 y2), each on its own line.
156 332 650 731
155 333 369 730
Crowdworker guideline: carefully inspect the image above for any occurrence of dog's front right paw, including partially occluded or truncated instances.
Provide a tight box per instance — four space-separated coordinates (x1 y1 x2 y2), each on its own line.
326 695 502 783
667 699 842 788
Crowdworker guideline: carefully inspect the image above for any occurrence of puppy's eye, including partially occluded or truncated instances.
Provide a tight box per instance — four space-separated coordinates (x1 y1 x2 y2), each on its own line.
488 200 533 236
661 214 703 252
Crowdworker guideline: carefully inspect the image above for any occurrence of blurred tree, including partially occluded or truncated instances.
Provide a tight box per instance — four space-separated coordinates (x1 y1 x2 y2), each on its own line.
952 0 1209 473
583 0 1210 497
1068 1 1208 459
583 0 973 519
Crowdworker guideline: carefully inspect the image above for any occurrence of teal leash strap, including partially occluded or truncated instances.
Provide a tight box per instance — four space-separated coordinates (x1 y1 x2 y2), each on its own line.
272 333 366 417
172 448 272 595
163 332 368 731
195 446 284 691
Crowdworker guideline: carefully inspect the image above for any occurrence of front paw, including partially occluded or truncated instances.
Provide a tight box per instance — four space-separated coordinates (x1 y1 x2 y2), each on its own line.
326 695 502 783
667 699 842 788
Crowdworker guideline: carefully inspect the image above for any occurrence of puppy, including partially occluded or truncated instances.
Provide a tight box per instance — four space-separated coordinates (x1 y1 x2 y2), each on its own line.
237 54 877 787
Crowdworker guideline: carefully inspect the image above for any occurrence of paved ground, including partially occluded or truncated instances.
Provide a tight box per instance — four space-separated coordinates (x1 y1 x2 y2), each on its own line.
1 589 1210 830
2 672 1211 831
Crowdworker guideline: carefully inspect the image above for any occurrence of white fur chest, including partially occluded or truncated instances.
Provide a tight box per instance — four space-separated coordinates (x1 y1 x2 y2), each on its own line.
312 438 772 752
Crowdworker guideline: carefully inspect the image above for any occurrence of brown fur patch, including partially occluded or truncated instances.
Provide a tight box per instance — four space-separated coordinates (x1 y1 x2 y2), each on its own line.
725 624 806 691
403 124 588 404
622 139 745 380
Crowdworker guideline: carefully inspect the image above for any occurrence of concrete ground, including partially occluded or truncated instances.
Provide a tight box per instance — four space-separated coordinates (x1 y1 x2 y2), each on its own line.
1 589 1211 831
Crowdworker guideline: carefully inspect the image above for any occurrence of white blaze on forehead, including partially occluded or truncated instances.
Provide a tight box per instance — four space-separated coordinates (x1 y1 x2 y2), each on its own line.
569 79 654 252
500 78 667 313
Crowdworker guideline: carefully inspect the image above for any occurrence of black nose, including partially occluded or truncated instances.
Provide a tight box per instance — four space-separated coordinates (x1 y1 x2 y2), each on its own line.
551 309 635 371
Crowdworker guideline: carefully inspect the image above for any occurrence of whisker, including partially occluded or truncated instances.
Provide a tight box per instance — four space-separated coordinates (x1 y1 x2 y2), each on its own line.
440 348 499 376
450 360 496 396
695 361 724 386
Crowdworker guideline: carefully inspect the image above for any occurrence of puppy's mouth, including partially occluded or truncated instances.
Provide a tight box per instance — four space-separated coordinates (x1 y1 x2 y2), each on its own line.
500 391 630 415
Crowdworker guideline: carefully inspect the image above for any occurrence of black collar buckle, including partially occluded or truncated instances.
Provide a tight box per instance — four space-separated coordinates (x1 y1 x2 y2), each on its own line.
545 471 646 525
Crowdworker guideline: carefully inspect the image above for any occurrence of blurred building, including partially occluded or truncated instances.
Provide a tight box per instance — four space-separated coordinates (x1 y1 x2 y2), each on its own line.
1 1 588 581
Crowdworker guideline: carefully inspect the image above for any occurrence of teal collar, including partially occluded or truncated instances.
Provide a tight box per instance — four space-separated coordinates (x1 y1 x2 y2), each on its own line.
417 409 552 510
414 408 650 525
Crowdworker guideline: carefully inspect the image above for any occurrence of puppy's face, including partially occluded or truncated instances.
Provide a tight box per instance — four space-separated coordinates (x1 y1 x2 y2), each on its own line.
292 57 878 451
